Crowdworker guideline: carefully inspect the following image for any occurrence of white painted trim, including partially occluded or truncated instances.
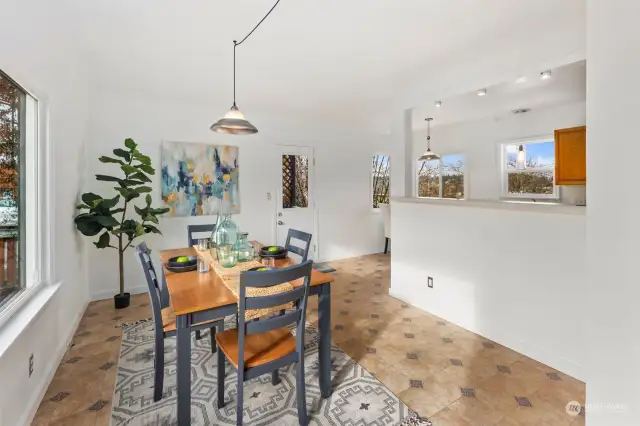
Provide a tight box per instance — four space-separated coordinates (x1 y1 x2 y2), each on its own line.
388 287 584 381
18 291 88 426
91 284 147 302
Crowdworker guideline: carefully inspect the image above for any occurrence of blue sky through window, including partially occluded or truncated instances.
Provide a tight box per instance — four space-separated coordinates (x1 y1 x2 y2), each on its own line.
506 141 554 167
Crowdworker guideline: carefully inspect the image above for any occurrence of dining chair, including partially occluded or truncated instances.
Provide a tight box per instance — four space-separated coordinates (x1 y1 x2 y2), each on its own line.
285 228 312 262
379 203 391 254
187 224 216 340
215 260 313 426
135 242 225 402
187 223 216 247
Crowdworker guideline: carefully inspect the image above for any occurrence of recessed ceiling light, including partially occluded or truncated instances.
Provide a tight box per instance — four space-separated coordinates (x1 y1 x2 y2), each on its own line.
435 100 442 108
540 70 552 80
477 89 487 97
515 76 528 84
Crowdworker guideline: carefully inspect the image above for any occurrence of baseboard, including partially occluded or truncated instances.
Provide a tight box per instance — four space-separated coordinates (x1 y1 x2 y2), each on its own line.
90 285 147 301
19 298 89 426
388 288 585 382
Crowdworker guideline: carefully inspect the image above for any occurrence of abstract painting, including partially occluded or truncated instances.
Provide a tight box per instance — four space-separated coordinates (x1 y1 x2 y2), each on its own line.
161 141 239 216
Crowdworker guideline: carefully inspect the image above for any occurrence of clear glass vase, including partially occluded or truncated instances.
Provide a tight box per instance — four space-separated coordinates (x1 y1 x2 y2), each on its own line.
233 232 254 262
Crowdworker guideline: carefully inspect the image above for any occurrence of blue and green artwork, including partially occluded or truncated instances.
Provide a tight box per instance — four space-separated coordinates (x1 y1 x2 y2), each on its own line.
161 141 239 216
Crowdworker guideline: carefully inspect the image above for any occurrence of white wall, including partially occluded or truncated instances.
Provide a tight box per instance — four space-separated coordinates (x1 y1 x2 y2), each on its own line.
85 88 389 300
390 199 586 380
0 0 90 425
411 101 586 202
586 1 640 424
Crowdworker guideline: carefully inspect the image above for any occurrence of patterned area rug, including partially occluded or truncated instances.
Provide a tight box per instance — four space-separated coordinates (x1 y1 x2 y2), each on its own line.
111 320 431 425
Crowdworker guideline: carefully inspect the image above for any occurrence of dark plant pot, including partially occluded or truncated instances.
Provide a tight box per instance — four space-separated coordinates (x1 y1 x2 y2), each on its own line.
114 292 131 309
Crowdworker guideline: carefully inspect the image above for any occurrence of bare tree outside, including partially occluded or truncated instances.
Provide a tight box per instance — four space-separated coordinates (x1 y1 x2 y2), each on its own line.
372 155 390 208
417 160 439 197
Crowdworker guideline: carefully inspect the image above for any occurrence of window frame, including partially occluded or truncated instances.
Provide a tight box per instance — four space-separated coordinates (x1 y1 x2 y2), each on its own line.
415 152 467 200
501 137 558 200
371 153 390 211
0 69 50 331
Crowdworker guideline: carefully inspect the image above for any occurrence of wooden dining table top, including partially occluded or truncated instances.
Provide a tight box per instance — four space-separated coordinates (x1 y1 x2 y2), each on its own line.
160 242 333 316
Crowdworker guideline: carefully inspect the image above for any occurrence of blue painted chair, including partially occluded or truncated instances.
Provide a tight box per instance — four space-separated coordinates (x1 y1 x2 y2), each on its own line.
215 260 314 426
135 242 225 402
285 229 313 262
187 223 216 247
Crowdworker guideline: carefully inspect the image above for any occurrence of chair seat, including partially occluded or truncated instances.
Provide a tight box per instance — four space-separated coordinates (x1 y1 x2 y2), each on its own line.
215 327 296 369
161 306 221 333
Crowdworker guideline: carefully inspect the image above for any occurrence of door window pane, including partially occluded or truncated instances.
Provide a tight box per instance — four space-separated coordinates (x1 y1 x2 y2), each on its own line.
0 72 23 308
282 155 308 209
372 155 390 208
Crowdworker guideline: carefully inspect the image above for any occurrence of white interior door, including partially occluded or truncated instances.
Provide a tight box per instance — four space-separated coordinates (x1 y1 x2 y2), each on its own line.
276 145 316 260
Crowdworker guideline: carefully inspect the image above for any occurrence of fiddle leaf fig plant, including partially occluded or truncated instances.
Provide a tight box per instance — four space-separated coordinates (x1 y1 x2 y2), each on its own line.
74 138 169 297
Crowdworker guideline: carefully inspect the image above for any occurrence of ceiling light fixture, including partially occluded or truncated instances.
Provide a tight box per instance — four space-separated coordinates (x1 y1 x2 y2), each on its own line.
419 118 439 162
540 70 552 80
435 100 442 108
211 0 283 135
477 89 487 97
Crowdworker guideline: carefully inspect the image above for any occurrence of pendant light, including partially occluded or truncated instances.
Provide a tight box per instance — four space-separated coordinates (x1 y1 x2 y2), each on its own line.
419 118 440 161
516 145 527 170
211 0 283 135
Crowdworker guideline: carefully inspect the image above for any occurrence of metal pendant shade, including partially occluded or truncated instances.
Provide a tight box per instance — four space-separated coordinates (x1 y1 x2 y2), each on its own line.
211 0 284 135
210 105 258 135
419 117 440 161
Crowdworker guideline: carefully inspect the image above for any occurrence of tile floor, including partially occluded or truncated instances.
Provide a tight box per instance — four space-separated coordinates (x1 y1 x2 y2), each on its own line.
31 253 586 426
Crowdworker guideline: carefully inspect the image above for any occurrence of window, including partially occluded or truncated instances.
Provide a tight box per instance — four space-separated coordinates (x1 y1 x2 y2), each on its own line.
372 155 390 208
0 70 37 314
417 154 465 199
281 154 308 208
502 140 557 199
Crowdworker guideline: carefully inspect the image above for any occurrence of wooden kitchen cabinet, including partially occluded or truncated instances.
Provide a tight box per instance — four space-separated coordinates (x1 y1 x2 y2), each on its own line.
555 126 586 185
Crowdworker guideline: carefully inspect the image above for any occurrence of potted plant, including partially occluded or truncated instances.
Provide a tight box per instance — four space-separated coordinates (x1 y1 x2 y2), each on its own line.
74 138 169 309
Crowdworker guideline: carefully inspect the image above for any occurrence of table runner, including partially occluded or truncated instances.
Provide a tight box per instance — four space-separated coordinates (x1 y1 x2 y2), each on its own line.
193 246 294 320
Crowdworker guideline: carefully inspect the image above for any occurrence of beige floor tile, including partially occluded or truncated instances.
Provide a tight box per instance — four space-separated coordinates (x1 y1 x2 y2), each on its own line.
429 406 474 426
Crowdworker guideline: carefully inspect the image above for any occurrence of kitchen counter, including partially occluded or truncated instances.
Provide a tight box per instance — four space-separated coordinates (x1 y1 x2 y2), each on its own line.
391 197 585 216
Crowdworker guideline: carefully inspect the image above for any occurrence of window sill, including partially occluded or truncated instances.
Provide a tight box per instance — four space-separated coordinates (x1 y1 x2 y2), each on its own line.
0 282 61 358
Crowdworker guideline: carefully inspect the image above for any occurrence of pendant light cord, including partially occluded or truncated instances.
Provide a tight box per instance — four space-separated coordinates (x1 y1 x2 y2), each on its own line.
232 0 282 106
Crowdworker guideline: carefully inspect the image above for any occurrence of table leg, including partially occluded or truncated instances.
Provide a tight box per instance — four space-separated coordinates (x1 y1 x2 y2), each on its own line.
318 283 332 398
176 314 191 425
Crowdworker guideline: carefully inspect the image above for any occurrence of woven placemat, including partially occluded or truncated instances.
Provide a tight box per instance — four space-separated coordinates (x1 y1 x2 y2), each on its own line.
194 246 294 320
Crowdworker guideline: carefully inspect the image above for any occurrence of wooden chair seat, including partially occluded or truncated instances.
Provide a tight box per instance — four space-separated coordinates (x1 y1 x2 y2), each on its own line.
161 306 221 333
215 327 296 369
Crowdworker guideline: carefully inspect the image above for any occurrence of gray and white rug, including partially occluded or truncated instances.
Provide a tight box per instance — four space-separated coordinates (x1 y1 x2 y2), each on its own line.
111 320 431 425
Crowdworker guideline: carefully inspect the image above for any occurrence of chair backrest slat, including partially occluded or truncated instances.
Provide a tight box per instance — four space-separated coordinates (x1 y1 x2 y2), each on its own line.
245 286 306 310
285 229 312 262
237 260 313 372
135 242 165 338
245 310 302 335
187 224 216 247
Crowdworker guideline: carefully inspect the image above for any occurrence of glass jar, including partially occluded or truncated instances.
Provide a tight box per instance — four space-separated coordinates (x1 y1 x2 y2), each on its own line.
217 244 237 268
208 212 224 260
233 232 254 262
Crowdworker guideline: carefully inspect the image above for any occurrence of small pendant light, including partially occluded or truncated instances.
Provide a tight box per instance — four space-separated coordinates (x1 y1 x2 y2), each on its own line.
211 0 283 135
516 144 527 170
419 118 440 161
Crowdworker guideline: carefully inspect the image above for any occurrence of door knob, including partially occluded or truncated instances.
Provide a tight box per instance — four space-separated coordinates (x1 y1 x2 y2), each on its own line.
278 212 283 217
278 221 284 225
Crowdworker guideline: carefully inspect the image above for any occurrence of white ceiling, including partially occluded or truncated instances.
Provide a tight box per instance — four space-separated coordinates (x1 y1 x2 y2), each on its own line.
72 0 586 127
412 60 586 129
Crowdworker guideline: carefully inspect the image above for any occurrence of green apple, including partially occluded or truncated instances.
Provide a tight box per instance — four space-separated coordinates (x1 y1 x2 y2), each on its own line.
257 267 268 271
267 246 278 252
176 256 190 263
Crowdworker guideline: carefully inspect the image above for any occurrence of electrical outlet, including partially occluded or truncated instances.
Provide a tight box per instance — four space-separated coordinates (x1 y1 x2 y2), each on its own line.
427 276 434 288
28 354 34 377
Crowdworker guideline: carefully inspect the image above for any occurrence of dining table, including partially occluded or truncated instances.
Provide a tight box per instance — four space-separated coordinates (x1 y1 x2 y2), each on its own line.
159 242 334 426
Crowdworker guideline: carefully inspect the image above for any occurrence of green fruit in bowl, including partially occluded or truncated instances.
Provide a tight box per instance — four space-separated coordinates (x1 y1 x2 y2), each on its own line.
257 267 268 271
267 246 278 252
176 256 190 263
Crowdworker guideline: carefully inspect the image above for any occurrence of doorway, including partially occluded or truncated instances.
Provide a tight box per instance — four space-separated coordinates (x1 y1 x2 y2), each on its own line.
276 145 317 260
